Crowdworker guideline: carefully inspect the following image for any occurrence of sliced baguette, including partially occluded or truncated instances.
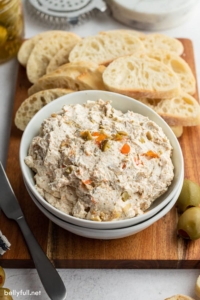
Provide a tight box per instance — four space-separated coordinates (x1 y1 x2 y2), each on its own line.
26 32 81 83
141 33 184 55
138 92 200 126
135 49 196 95
17 31 80 67
165 295 195 300
46 41 78 74
15 88 74 131
99 29 145 38
170 126 183 138
196 275 200 298
28 61 106 96
68 32 144 65
18 31 60 67
103 55 180 99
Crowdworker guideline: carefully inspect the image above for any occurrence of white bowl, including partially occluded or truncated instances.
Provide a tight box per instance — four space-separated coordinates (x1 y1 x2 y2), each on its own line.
24 175 183 240
20 90 184 230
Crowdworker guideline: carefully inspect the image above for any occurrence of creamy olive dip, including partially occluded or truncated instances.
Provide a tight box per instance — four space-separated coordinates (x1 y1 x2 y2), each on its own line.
25 99 174 221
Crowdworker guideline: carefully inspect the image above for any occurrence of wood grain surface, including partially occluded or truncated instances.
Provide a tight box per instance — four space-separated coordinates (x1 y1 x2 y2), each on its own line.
1 38 200 269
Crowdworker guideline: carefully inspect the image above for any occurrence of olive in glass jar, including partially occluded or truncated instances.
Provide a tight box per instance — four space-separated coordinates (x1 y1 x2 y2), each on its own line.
0 0 24 63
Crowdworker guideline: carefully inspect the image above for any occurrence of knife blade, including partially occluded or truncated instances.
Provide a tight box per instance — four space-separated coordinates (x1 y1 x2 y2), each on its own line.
0 162 23 220
0 161 67 300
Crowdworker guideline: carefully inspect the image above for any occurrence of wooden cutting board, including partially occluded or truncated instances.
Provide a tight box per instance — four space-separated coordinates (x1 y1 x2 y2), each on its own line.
1 38 200 269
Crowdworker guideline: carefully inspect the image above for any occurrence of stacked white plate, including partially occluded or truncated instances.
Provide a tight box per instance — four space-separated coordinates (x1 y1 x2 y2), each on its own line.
20 91 184 239
23 177 183 239
107 0 198 31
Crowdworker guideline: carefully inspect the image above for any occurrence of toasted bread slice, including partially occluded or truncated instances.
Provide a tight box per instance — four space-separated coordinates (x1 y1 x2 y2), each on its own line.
170 126 183 138
15 88 74 131
17 31 80 67
103 55 180 99
99 29 145 38
135 49 196 95
68 32 144 65
18 31 62 67
46 41 78 74
165 295 195 300
195 275 200 298
141 33 184 55
138 92 200 126
28 61 106 96
26 32 81 83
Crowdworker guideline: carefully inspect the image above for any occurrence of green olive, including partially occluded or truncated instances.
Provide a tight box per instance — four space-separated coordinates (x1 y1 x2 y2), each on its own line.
117 131 128 136
176 179 200 212
121 191 130 201
112 132 128 141
100 139 110 152
0 287 13 299
65 166 73 175
0 0 24 63
0 267 5 288
177 207 200 240
80 130 92 141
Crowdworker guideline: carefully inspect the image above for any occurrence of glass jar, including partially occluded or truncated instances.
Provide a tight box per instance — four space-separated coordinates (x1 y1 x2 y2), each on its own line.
0 0 24 63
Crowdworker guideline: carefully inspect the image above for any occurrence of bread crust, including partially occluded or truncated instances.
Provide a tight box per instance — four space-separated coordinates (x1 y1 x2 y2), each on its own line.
17 31 80 67
165 295 195 300
26 32 81 83
141 33 184 55
15 88 74 131
69 32 144 65
134 49 196 95
138 92 200 126
28 62 106 96
103 56 181 99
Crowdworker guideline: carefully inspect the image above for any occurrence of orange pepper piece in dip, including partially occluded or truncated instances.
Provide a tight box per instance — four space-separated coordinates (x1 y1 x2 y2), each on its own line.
92 132 107 142
120 143 130 154
92 132 100 137
92 131 108 147
82 179 92 185
143 150 159 158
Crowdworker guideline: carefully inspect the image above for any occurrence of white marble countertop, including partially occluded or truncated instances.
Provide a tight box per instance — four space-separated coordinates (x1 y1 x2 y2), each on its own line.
1 1 200 299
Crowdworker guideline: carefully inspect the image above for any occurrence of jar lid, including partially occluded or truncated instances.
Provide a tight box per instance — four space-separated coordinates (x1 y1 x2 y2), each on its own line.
108 0 198 30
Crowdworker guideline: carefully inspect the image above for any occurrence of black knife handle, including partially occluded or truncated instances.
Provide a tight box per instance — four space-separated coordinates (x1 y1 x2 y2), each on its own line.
17 216 67 300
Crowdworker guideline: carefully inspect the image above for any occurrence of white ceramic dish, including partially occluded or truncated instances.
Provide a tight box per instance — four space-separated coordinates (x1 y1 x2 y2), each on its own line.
20 90 184 230
107 0 198 31
24 176 183 240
